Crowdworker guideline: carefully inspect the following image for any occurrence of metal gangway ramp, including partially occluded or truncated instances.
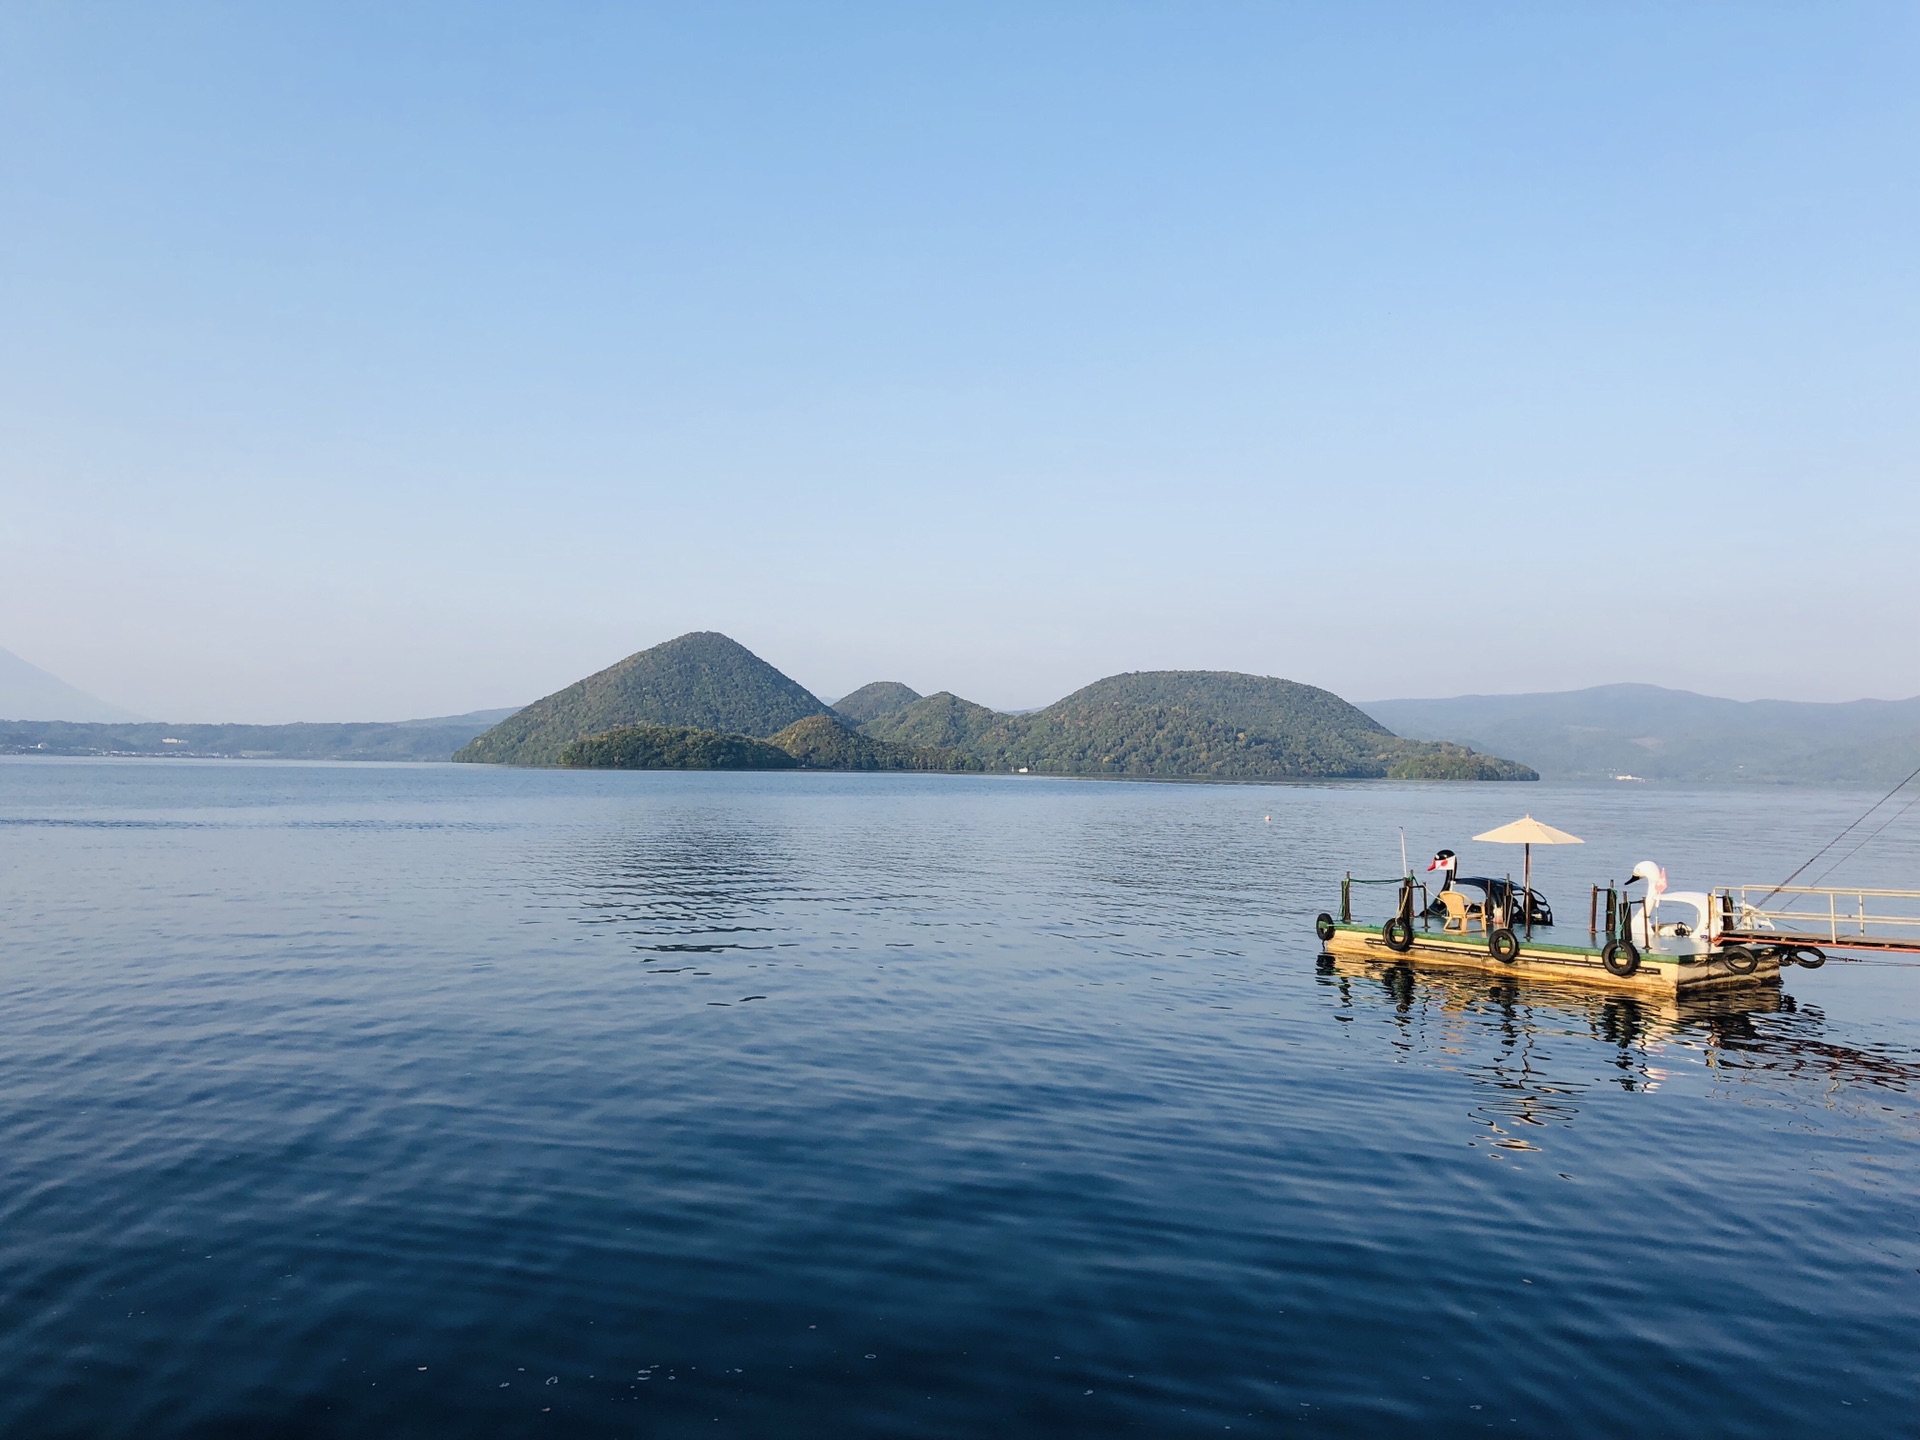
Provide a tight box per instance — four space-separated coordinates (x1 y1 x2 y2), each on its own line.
1718 885 1920 957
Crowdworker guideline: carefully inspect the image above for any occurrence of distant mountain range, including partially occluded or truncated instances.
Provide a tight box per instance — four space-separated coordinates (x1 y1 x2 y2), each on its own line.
0 642 525 757
455 632 1534 780
1363 684 1920 784
0 712 518 762
0 646 145 722
394 706 523 731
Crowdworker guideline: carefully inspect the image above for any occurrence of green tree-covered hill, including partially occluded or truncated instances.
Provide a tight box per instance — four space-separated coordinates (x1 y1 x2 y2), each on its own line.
829 681 922 724
553 715 968 773
861 692 1004 750
864 671 1535 781
457 633 1531 779
770 714 973 771
1375 741 1538 781
456 632 830 766
994 671 1398 778
557 724 797 770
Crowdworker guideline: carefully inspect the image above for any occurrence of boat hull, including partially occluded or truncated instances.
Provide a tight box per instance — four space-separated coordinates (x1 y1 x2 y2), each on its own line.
1321 923 1781 993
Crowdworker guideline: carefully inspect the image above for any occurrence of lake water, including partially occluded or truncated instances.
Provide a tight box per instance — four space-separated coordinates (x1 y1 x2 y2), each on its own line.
1 759 1915 1437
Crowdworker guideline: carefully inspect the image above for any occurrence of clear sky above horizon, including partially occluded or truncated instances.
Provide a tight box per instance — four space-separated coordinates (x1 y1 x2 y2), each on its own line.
3 3 1916 722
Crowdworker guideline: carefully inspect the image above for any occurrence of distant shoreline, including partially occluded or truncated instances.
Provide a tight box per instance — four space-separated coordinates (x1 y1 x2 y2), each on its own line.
6 751 1899 792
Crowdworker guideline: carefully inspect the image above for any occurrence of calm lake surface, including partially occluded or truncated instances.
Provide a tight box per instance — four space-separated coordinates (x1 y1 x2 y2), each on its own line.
1 760 1915 1437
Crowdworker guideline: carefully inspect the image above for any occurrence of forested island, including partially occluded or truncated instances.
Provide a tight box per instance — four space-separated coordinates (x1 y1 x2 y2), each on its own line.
455 632 1535 781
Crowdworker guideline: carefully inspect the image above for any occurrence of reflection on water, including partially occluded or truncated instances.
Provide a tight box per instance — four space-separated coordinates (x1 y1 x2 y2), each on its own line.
1317 951 1917 1161
1690 996 1920 1093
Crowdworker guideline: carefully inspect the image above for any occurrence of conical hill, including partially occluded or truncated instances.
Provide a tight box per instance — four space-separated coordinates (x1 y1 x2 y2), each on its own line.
862 692 1005 750
830 681 922 725
454 632 830 766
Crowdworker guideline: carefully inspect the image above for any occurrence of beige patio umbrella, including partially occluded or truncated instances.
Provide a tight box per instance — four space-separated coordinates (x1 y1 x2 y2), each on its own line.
1471 815 1585 938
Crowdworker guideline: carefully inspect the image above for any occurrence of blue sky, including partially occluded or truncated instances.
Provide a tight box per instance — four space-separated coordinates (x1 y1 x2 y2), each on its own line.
2 3 1915 722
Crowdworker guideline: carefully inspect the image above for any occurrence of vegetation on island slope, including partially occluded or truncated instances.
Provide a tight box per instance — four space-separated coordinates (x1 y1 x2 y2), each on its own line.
829 681 922 725
864 671 1537 781
456 632 1536 779
861 692 1004 750
1379 742 1536 781
554 715 969 772
455 631 830 766
770 714 976 771
558 724 797 770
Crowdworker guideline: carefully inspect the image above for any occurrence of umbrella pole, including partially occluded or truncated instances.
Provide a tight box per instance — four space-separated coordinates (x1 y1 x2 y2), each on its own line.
1524 844 1533 940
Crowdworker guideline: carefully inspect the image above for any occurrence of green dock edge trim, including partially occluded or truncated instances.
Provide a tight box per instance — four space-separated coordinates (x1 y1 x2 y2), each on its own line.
1327 922 1619 961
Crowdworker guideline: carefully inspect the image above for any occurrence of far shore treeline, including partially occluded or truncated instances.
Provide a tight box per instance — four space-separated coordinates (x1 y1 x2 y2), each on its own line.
456 632 1536 782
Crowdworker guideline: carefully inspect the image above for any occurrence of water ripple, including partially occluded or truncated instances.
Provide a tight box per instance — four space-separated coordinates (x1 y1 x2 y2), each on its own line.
0 763 1913 1436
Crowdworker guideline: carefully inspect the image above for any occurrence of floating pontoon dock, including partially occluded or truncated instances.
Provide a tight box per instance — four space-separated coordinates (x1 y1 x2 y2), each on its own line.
1315 874 1920 996
1316 912 1776 994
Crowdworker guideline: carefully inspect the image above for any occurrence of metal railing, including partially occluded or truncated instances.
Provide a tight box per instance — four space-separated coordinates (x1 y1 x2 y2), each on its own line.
1718 885 1920 951
1340 874 1431 927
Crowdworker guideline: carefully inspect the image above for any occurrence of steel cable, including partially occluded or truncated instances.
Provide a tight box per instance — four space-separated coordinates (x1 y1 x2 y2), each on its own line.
1760 760 1920 906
